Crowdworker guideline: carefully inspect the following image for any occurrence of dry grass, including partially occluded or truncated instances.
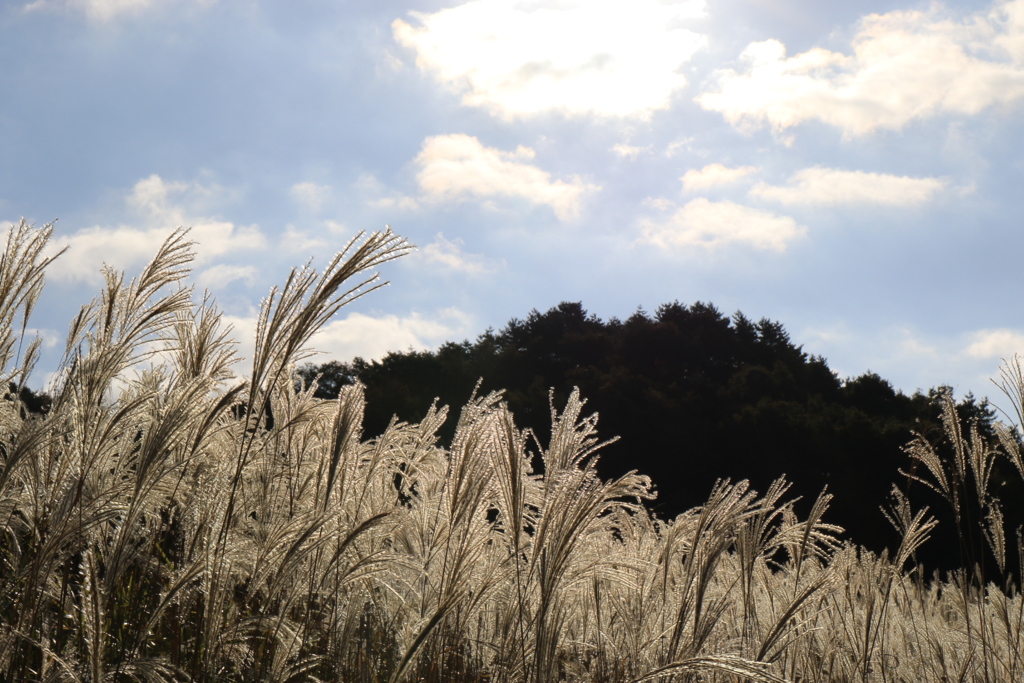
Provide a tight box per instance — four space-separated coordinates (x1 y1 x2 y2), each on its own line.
1 220 1022 682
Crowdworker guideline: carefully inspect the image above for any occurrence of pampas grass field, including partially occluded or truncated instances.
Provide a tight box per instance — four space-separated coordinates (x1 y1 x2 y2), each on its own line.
2 220 1023 682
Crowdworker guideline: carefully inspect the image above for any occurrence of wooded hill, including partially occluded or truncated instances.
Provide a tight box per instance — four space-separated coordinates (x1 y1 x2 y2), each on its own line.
297 301 1019 572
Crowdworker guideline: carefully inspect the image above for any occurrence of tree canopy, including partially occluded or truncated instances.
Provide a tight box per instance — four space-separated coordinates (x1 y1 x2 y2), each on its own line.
297 301 1011 569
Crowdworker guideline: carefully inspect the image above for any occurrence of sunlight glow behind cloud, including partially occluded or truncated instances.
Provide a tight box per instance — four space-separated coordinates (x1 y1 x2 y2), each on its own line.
415 134 598 220
750 167 946 205
698 0 1024 136
639 198 805 252
393 0 707 119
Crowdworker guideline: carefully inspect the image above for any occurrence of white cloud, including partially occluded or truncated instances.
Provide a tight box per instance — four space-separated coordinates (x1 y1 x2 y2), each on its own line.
381 50 404 73
279 225 329 256
750 167 947 205
697 0 1024 136
681 163 759 192
352 174 420 212
898 330 941 360
802 323 1022 395
196 264 258 290
49 174 265 285
800 323 851 347
393 0 707 119
311 309 472 361
415 134 598 221
323 220 348 236
665 137 696 158
639 198 804 252
23 0 211 21
290 182 332 213
222 308 473 367
373 195 420 211
611 144 651 159
965 329 1024 359
25 328 61 350
419 233 500 275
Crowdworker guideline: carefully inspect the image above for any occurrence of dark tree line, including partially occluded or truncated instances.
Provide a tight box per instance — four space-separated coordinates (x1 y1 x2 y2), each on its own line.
4 382 51 416
297 301 1022 573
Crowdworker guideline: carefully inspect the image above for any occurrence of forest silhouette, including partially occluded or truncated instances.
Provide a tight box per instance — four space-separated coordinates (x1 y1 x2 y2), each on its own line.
297 301 1017 573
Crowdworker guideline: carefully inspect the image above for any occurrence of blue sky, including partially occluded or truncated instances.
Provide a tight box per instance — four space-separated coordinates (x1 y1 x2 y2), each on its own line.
2 0 1023 405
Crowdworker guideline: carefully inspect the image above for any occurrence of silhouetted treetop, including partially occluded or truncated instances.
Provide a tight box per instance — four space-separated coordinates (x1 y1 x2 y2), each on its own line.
297 300 1006 567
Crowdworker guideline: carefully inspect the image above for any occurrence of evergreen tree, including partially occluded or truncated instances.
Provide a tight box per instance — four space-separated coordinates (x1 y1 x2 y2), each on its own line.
297 300 1009 569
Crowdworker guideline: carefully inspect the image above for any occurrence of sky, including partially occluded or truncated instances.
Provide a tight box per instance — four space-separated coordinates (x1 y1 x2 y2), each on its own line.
2 0 1023 407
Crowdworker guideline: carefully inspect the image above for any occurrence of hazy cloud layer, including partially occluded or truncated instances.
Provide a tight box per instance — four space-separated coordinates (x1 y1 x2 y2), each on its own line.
278 225 329 256
195 264 258 291
49 175 265 285
750 167 947 205
611 144 651 160
394 0 707 119
682 164 760 192
639 198 805 252
23 0 211 20
419 233 500 275
290 182 333 214
415 134 598 220
698 0 1024 136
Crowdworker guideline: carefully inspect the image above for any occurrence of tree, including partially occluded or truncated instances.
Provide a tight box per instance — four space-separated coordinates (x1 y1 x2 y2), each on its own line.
297 300 1006 565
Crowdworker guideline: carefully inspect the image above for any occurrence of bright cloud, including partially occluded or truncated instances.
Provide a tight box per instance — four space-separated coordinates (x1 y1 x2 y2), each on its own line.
966 329 1024 359
49 174 265 285
681 163 759 192
223 308 474 367
697 0 1024 136
639 198 805 252
415 134 598 220
750 167 947 205
393 0 707 119
311 309 473 361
